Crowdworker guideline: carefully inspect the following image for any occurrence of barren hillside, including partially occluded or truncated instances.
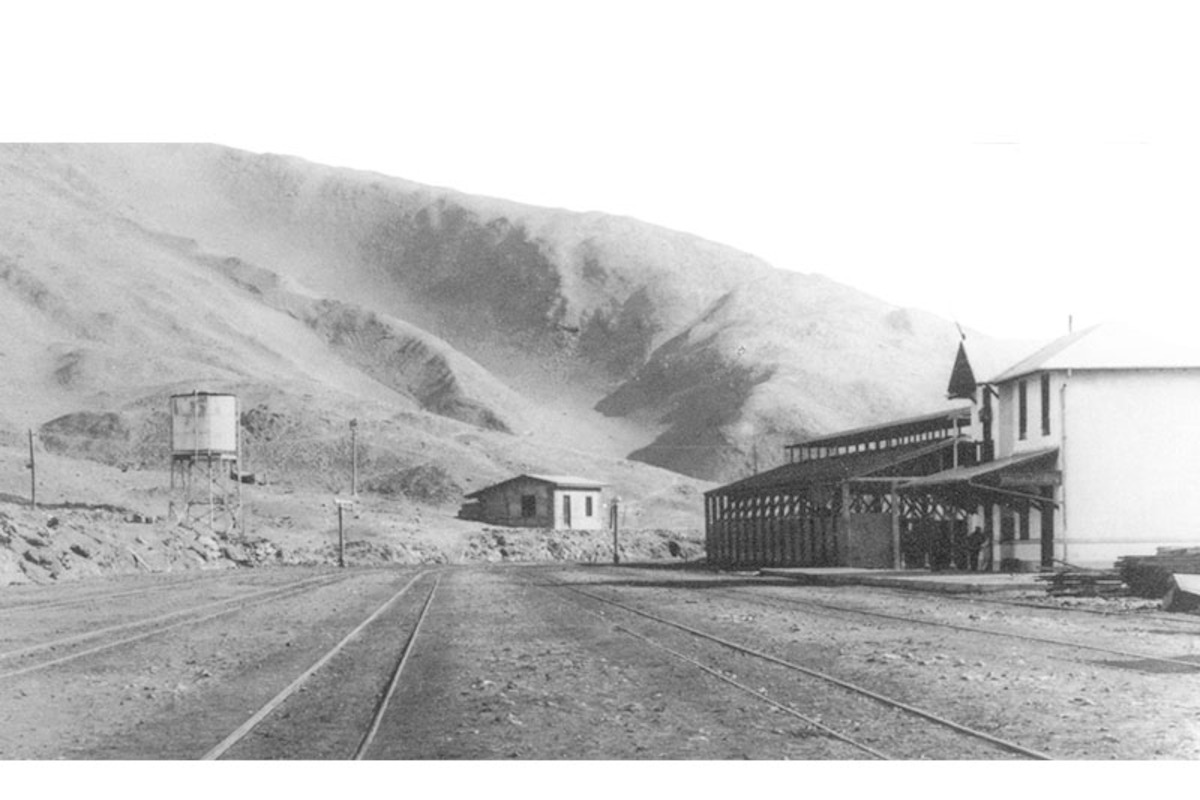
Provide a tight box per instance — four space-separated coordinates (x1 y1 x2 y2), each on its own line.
0 143 1025 501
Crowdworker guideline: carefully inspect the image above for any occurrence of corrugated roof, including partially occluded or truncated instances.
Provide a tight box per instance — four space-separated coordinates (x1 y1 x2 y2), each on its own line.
708 439 954 497
990 323 1200 384
900 448 1058 488
787 406 972 451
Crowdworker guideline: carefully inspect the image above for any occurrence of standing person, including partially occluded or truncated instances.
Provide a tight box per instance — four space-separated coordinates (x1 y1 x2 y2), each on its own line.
967 525 989 572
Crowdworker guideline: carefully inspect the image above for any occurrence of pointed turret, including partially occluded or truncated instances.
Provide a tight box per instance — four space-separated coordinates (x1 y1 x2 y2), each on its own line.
946 341 978 401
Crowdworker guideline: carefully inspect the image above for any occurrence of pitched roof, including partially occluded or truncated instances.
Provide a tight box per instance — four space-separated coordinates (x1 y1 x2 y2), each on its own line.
465 473 604 498
525 474 605 488
990 323 1200 384
946 341 978 400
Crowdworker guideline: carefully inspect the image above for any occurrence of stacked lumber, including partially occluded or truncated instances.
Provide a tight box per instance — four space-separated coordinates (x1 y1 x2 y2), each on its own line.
1037 570 1126 597
1116 547 1200 598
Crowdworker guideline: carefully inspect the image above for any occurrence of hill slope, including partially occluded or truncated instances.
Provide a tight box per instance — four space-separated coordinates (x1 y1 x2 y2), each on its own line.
0 143 1026 500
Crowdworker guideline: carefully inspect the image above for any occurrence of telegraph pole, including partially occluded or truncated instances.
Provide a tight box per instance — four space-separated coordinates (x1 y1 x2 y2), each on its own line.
349 418 358 496
336 500 348 568
27 429 36 509
610 497 620 565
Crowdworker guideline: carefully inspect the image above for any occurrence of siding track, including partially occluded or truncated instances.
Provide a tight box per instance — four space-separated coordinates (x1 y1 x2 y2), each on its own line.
0 572 351 681
710 585 1200 673
203 570 440 760
541 574 1052 760
0 570 231 616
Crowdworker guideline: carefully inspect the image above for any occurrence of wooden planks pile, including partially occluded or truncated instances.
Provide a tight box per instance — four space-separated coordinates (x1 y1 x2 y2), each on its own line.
1116 547 1200 598
1037 570 1126 597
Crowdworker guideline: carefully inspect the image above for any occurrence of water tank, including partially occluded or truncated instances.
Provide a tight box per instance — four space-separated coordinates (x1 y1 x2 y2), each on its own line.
170 392 238 457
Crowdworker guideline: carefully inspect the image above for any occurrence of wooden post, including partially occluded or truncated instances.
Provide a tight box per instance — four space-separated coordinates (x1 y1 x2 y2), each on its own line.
891 480 901 569
27 429 36 509
610 497 620 565
337 502 346 568
350 422 357 496
838 481 852 566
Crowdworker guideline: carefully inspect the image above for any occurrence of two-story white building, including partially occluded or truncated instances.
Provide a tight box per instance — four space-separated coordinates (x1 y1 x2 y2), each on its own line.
908 323 1200 570
703 323 1200 572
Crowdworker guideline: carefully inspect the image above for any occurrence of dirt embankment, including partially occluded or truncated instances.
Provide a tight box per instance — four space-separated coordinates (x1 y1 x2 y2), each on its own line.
0 498 703 586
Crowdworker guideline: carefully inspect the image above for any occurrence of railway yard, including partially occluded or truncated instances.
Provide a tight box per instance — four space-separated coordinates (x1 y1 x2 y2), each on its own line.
1 563 1198 760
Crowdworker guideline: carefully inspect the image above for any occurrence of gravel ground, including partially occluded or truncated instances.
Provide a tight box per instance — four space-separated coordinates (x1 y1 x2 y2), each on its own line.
0 562 1196 761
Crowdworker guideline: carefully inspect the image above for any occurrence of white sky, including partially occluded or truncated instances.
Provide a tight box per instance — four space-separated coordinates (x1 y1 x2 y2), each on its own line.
8 1 1200 342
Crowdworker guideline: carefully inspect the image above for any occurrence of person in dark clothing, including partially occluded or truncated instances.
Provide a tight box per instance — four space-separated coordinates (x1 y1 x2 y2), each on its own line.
929 522 952 571
967 526 989 572
952 525 969 570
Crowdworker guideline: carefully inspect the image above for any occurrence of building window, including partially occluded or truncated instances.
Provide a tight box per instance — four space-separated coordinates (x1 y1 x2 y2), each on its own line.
585 496 594 517
521 495 536 518
1040 373 1051 436
1018 380 1028 440
1018 507 1031 541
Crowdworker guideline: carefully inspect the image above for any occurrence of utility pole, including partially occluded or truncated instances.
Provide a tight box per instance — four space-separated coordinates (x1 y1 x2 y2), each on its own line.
349 418 358 496
610 497 620 565
336 500 348 568
27 429 36 509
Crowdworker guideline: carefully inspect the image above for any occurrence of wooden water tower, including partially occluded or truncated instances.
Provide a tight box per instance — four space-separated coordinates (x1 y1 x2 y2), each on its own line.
168 391 242 535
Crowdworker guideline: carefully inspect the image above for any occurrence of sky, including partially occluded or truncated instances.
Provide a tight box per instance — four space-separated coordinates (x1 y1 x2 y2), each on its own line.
8 1 1200 342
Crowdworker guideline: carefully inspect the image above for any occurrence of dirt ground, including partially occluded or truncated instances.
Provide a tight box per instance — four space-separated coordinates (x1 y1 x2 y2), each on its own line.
1 561 1197 762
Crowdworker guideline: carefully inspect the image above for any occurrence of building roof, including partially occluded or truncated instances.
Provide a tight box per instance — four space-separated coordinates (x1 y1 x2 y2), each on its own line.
899 448 1059 488
990 323 1200 384
786 406 972 452
708 439 955 497
465 473 605 499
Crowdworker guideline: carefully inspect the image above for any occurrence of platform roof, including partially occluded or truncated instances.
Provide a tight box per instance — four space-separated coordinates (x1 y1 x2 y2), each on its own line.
785 406 971 452
708 439 955 497
900 448 1059 488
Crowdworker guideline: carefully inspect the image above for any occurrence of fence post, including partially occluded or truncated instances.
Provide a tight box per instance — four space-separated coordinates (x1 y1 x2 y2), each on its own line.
27 429 36 509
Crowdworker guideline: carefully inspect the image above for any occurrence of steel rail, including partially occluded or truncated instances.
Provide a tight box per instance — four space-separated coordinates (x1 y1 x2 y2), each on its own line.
941 593 1200 626
0 572 344 663
202 570 434 760
528 576 888 758
614 621 890 759
557 579 1052 760
0 575 348 681
712 586 1200 672
0 571 230 616
353 574 440 760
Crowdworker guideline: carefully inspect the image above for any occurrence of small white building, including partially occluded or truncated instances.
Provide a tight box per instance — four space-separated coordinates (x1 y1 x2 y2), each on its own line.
911 323 1200 570
461 474 605 530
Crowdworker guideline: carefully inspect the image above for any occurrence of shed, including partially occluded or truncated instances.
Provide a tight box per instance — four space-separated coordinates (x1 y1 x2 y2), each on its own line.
461 474 605 530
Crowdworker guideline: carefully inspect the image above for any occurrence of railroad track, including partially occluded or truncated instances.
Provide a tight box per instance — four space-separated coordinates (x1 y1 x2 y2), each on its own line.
202 570 441 760
0 569 238 616
945 592 1200 627
535 573 1052 760
0 571 356 681
583 566 1200 669
703 584 1200 673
